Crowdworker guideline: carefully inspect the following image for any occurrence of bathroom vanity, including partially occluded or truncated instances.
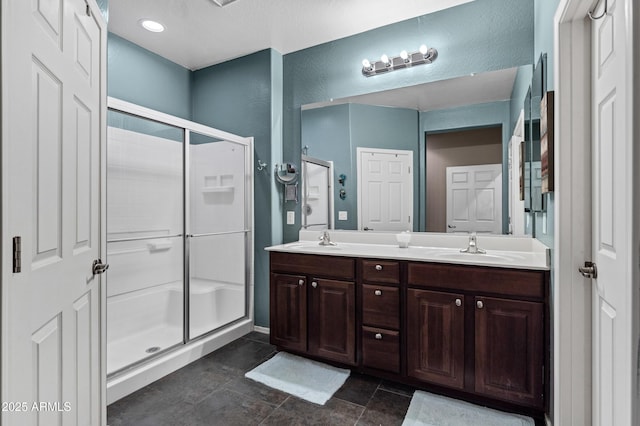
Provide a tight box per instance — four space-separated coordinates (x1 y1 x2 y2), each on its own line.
266 231 550 418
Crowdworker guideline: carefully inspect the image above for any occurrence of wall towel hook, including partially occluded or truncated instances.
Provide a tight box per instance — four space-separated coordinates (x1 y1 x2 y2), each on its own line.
588 0 608 20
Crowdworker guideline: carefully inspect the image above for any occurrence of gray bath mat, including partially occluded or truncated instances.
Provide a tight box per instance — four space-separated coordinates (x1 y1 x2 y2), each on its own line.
245 352 349 405
402 391 535 426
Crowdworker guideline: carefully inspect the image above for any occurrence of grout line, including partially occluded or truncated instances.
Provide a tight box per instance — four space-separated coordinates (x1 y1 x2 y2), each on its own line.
258 395 291 425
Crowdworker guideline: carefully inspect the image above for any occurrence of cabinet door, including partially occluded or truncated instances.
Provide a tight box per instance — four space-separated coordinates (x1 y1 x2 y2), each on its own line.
475 296 543 408
308 278 356 365
270 273 307 352
407 289 465 389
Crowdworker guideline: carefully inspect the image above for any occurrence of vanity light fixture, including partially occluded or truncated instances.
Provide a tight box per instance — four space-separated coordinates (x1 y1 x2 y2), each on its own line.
210 0 240 6
362 44 438 77
139 19 165 33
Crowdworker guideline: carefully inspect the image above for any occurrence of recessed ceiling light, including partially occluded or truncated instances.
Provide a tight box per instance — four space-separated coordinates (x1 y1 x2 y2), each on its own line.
139 19 165 33
210 0 239 6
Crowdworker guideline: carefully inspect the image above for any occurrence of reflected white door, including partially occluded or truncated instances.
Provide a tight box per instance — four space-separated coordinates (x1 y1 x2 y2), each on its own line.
446 164 502 234
1 0 105 425
357 148 413 232
302 158 333 230
590 0 632 424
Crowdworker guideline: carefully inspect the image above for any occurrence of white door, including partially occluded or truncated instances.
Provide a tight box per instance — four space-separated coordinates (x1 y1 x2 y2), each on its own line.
302 157 334 230
446 164 502 234
357 148 413 232
590 0 633 424
1 0 106 425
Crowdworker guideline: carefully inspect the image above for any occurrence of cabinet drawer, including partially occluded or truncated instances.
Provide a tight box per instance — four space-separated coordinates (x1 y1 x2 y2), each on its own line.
270 252 355 280
362 284 399 329
361 260 400 284
362 326 400 373
408 262 545 299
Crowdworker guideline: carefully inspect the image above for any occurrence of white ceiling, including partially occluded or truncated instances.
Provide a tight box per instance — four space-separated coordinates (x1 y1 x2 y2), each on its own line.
302 67 519 112
107 0 474 71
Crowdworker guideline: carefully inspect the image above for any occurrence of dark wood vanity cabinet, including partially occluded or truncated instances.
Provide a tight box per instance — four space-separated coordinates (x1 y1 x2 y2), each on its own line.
270 252 356 365
406 289 465 389
359 260 401 373
407 262 546 410
269 251 548 415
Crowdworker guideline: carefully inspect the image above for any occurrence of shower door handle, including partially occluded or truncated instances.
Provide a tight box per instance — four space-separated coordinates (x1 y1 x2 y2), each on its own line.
92 259 109 276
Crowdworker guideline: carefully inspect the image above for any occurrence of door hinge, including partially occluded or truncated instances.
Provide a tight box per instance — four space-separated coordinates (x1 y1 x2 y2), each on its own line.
85 0 91 17
12 236 22 273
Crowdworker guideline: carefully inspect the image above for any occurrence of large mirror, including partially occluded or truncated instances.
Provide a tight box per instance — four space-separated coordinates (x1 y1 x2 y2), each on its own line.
301 65 533 235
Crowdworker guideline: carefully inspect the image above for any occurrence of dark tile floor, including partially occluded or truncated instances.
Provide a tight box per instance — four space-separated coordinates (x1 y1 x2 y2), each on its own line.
107 332 414 426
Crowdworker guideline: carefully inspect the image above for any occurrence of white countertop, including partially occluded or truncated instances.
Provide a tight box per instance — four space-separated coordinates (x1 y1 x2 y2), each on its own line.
265 230 550 271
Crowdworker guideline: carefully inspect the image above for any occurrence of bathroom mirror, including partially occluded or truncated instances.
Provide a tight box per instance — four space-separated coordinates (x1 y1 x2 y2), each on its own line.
527 53 547 213
301 65 532 235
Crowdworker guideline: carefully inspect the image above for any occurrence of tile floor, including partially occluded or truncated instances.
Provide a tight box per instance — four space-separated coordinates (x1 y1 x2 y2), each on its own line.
107 332 414 426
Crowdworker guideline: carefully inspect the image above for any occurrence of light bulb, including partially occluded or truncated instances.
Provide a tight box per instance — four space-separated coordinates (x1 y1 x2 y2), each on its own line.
362 59 371 68
400 50 409 61
381 54 390 65
419 44 428 55
140 19 165 32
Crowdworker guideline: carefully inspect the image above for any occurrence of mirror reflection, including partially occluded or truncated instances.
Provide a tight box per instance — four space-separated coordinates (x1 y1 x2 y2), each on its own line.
301 65 533 235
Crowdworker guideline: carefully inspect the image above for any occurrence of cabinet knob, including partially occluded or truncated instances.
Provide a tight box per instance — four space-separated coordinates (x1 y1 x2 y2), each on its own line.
375 333 383 340
476 300 484 309
375 264 383 271
312 281 318 288
374 290 382 296
455 298 462 307
298 279 304 286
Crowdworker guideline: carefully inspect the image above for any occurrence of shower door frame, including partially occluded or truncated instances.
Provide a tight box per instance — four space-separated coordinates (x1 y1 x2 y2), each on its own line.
106 97 254 374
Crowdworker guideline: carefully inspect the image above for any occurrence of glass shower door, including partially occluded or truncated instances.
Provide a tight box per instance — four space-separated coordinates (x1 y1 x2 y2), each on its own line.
188 132 248 339
106 111 184 374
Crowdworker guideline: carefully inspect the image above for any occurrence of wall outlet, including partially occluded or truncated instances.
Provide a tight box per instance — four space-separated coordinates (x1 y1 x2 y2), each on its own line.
338 211 348 221
287 211 295 225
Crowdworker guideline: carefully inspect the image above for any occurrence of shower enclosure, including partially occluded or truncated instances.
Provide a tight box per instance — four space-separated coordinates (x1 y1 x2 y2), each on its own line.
105 98 253 378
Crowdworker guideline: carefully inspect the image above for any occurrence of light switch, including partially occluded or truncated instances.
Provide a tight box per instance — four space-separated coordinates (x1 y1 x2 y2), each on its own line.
338 211 348 221
287 211 295 225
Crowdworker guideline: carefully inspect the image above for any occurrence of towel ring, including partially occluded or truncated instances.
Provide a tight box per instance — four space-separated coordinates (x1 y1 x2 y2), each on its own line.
588 0 608 20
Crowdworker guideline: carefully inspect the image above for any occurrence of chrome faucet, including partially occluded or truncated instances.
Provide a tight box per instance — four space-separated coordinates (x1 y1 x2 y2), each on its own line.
460 232 485 254
318 231 337 246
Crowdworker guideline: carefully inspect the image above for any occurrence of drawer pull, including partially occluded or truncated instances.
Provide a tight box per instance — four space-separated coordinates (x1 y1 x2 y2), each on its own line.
375 264 383 271
298 279 304 286
312 281 318 288
455 298 462 307
476 300 484 309
375 333 383 340
374 290 382 296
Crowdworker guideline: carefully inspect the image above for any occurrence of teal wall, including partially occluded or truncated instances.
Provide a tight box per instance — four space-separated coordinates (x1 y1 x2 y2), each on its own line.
283 0 534 242
420 101 511 233
191 50 278 328
107 33 192 119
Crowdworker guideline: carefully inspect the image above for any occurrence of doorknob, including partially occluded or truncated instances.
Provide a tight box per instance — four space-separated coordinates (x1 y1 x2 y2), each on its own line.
92 259 109 275
448 225 456 229
578 261 598 279
364 227 374 231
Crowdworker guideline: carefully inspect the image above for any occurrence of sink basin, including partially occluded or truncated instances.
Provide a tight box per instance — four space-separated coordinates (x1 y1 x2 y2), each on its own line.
427 251 526 263
283 242 342 251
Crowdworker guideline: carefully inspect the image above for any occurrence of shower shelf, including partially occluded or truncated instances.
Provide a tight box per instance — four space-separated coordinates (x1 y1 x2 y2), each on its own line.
201 186 234 193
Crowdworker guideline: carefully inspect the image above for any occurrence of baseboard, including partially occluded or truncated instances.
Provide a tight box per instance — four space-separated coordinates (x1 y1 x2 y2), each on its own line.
253 325 270 335
106 319 253 405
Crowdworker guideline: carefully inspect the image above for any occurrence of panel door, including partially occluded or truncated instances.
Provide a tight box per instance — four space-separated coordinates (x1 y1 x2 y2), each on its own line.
475 296 543 408
308 278 356 365
446 164 502 234
406 289 465 390
590 0 633 423
1 0 105 424
270 273 307 353
358 148 413 232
